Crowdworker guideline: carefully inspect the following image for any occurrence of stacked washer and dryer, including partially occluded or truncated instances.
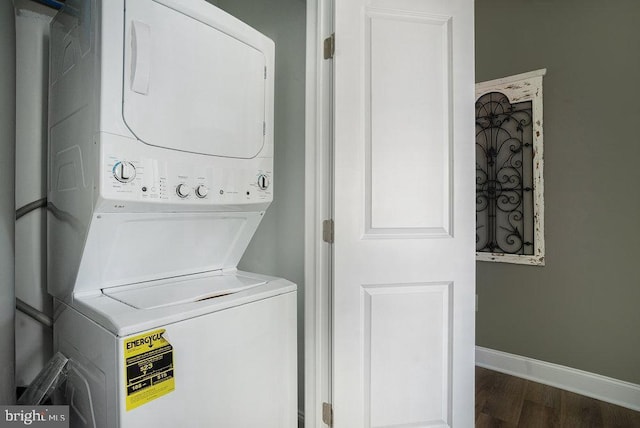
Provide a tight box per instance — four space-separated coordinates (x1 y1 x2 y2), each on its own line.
47 0 296 427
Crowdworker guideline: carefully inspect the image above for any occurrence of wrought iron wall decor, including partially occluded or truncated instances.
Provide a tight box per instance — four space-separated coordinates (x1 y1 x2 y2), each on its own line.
476 92 534 255
475 69 546 266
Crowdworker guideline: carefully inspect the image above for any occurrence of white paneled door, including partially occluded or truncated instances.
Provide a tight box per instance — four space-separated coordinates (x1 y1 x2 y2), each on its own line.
332 0 475 426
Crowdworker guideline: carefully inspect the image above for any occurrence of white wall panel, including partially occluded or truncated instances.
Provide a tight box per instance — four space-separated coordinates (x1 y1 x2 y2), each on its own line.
365 10 452 237
363 283 451 428
14 4 55 386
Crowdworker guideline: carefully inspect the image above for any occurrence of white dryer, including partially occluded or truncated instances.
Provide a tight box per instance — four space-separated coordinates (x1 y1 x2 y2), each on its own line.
47 0 296 427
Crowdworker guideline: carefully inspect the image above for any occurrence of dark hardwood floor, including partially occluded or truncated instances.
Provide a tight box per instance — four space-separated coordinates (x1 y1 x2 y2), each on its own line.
476 367 640 427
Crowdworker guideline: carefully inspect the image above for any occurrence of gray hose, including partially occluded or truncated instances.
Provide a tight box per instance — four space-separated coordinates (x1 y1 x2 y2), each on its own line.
16 298 53 329
15 197 47 220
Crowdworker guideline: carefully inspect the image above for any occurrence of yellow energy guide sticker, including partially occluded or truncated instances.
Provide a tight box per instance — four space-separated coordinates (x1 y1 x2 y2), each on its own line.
124 329 175 411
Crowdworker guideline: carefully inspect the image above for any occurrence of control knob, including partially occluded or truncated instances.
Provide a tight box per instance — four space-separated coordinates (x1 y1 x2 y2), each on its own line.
113 161 136 183
257 174 270 190
195 185 208 198
176 183 191 198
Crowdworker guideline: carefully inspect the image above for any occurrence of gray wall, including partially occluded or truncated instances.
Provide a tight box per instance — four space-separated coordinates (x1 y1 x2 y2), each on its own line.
209 0 307 416
476 0 640 384
0 0 16 405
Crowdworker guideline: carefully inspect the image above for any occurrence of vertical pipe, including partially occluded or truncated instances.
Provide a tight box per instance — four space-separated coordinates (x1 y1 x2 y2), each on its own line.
0 0 16 405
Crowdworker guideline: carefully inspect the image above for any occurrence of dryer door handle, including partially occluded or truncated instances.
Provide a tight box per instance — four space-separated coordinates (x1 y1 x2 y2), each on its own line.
131 20 151 95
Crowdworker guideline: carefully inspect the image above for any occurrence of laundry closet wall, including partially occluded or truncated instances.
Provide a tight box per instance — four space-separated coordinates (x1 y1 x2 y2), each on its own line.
0 0 17 405
208 0 307 420
11 3 308 417
13 0 56 388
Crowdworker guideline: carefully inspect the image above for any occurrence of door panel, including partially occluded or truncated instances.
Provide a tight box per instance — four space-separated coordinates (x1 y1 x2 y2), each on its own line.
364 283 451 427
123 0 272 159
332 0 475 426
366 10 451 236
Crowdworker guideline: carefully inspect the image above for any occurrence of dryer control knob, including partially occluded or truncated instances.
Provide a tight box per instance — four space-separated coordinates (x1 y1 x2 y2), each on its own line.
113 161 136 183
195 185 208 198
176 183 190 198
257 174 270 190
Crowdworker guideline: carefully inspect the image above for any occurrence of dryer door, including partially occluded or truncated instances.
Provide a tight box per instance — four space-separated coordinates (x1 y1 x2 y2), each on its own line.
122 0 274 159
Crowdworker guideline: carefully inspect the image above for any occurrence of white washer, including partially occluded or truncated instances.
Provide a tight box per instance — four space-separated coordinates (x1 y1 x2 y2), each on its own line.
55 271 296 428
47 1 296 427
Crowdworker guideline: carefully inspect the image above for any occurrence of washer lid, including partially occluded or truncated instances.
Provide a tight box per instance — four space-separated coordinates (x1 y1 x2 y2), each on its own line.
71 272 296 336
103 272 266 310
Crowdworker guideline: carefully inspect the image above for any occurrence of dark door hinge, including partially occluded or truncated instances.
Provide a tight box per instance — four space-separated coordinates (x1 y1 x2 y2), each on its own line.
322 402 333 426
322 219 334 244
323 33 335 60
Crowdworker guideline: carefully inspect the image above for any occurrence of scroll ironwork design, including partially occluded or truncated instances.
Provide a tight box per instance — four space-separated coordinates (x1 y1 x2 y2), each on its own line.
476 91 534 255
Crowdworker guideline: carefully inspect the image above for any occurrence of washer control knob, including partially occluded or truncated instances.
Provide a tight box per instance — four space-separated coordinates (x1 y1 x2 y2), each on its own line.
113 161 136 183
195 185 208 198
176 183 190 198
257 174 270 190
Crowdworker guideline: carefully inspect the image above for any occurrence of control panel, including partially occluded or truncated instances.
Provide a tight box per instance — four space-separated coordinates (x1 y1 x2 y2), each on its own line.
103 154 273 207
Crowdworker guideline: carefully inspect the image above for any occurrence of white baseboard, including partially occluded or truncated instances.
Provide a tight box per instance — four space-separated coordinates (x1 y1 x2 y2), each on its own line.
475 346 640 412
